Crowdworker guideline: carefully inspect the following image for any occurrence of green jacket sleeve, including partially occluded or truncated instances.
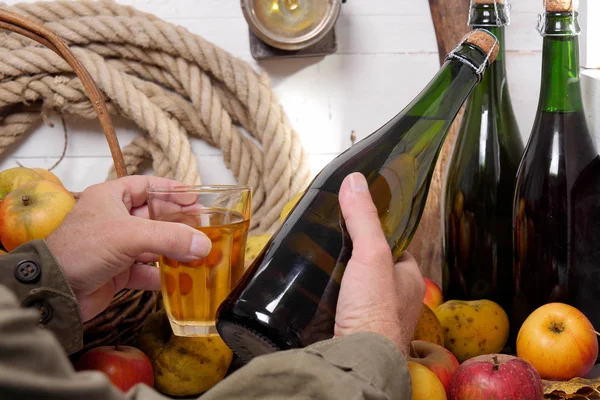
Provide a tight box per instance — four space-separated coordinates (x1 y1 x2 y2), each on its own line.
202 332 412 400
0 239 82 354
0 241 412 400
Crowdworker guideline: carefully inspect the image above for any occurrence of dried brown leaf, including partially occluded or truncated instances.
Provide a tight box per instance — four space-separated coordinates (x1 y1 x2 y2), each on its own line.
544 377 600 399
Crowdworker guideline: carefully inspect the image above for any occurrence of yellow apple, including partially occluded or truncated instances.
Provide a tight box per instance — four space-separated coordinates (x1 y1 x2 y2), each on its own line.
407 361 447 400
244 233 272 269
434 299 509 363
0 167 46 200
413 303 445 346
517 302 599 380
30 168 63 186
0 180 75 251
279 192 304 223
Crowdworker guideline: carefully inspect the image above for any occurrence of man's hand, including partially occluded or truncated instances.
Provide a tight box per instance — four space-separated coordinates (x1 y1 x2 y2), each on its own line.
46 176 212 322
335 172 425 356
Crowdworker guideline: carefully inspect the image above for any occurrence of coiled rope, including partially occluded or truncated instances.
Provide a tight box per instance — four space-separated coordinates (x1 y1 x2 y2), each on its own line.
0 0 311 233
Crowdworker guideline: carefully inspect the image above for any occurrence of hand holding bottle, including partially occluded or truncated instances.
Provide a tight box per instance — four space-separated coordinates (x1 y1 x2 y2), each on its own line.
216 30 498 358
334 172 425 356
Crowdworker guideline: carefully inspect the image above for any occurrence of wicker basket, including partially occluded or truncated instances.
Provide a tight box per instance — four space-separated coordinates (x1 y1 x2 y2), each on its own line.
0 9 158 352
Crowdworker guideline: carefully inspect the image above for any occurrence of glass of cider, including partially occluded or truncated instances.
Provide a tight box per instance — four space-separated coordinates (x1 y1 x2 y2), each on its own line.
147 185 251 336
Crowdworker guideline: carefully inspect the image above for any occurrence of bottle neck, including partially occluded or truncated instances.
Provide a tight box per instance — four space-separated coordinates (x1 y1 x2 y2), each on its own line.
405 42 488 120
469 5 508 93
473 26 506 96
397 42 490 155
538 12 583 113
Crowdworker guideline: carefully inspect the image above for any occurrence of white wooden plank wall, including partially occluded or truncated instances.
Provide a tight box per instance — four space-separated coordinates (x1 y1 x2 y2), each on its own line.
0 0 598 192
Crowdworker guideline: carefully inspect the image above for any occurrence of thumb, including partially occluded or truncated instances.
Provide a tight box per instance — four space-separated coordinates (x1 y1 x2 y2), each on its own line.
339 173 392 266
116 217 212 262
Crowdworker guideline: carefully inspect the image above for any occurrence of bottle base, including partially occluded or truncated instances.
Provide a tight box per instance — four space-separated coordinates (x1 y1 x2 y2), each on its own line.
217 320 281 362
168 318 218 337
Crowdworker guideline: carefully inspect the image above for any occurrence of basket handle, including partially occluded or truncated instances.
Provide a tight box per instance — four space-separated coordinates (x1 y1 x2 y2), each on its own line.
0 8 128 178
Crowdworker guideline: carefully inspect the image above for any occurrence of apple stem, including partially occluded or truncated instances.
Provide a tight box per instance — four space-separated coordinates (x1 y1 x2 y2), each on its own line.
549 321 565 334
492 355 499 371
21 195 31 206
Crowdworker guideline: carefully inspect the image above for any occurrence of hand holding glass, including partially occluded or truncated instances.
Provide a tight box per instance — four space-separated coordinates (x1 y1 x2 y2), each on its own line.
147 185 251 336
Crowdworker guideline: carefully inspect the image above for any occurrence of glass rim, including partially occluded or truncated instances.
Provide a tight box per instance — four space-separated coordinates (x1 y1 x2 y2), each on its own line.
146 184 252 194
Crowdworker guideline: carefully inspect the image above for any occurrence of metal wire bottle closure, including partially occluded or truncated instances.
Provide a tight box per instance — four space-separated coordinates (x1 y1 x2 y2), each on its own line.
444 29 499 83
536 0 581 36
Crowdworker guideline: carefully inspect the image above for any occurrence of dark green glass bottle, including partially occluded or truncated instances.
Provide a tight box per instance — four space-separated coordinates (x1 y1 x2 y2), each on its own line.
216 31 500 362
511 2 599 344
442 0 523 318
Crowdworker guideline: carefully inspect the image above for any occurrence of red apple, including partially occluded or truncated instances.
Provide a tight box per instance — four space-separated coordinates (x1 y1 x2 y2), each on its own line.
74 345 154 392
423 277 443 310
516 302 599 380
408 340 459 394
448 354 543 400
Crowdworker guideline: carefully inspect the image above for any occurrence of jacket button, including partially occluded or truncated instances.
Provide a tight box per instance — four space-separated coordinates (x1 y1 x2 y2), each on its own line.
14 260 41 283
32 302 52 324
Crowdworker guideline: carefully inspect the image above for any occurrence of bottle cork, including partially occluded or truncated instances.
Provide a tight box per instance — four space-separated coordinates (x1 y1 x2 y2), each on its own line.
472 0 505 4
545 0 578 12
463 30 500 64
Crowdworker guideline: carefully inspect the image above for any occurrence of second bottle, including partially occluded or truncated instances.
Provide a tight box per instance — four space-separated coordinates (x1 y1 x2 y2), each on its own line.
441 0 524 321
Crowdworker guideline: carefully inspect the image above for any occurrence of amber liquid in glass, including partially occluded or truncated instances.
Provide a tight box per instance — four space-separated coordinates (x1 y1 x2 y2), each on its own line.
159 209 249 336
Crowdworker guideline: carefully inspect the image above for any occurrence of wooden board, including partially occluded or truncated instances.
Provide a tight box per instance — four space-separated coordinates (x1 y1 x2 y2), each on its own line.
405 0 471 285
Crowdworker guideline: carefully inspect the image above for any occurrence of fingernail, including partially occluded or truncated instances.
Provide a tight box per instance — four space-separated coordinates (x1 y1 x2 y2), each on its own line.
349 173 369 193
190 232 212 258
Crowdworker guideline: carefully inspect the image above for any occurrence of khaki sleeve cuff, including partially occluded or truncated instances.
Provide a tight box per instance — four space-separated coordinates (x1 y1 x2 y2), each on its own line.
304 332 411 398
0 240 82 355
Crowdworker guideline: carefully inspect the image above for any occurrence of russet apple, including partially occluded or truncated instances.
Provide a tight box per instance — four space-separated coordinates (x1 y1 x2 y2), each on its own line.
407 361 447 400
516 302 599 380
408 340 459 394
413 303 445 346
244 233 272 270
423 277 444 310
74 345 154 392
138 309 233 396
448 354 543 400
435 299 509 362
